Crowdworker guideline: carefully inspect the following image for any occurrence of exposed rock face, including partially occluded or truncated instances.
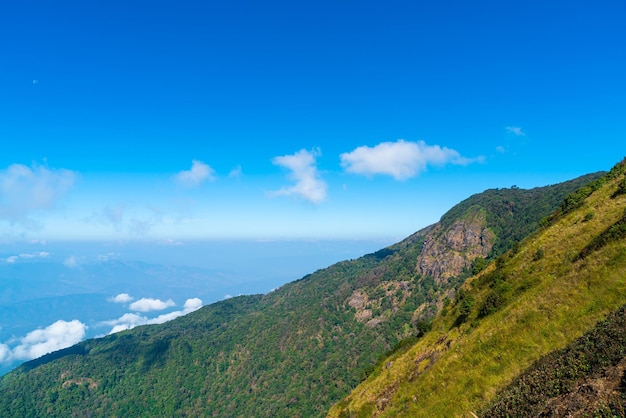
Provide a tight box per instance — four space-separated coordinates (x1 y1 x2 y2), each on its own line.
417 207 494 284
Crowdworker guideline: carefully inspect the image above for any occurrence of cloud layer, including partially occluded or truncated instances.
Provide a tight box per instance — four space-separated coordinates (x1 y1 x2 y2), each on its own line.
340 140 478 180
102 297 203 334
129 298 176 312
0 320 86 363
0 295 204 365
270 149 327 204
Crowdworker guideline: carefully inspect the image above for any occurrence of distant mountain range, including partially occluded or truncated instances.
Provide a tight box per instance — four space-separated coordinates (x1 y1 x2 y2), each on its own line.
2 163 624 417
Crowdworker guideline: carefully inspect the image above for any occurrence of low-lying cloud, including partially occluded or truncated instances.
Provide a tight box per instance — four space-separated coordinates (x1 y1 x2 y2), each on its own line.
270 148 327 204
129 298 176 312
110 293 134 303
0 320 87 363
3 251 49 263
340 140 480 180
0 296 205 364
102 297 203 334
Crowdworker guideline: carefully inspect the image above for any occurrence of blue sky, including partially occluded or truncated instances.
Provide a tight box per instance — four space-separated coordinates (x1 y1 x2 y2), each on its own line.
1 0 625 242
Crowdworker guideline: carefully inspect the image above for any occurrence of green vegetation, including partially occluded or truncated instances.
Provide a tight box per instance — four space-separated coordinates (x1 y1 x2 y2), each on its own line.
329 162 626 417
483 304 626 416
612 176 626 199
576 208 626 261
0 172 605 417
438 172 602 257
546 157 626 224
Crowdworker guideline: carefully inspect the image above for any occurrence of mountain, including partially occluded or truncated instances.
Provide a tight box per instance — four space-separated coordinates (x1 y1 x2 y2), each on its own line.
329 159 626 417
0 171 603 417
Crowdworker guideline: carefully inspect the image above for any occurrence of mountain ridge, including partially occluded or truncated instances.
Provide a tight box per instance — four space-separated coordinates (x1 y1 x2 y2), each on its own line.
0 171 605 417
329 159 626 417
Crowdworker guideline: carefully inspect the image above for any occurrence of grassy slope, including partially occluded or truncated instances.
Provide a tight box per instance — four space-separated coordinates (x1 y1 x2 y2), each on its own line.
483 304 626 416
329 163 626 417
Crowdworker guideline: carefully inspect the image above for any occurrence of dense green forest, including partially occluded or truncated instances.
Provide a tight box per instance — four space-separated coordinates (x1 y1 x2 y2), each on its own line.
0 172 602 417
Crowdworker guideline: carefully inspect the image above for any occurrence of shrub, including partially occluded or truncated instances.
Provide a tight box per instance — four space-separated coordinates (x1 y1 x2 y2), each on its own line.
478 290 506 318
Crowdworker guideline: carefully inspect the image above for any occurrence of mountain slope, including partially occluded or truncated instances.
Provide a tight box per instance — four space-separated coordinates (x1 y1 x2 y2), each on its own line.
0 173 601 417
483 304 626 416
329 160 626 417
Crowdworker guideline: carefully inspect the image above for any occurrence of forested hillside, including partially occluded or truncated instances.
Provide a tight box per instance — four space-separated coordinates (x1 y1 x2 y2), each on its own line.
0 172 601 417
329 159 626 417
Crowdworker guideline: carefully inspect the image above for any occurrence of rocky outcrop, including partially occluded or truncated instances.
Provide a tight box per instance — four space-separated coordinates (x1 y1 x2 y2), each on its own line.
417 207 494 284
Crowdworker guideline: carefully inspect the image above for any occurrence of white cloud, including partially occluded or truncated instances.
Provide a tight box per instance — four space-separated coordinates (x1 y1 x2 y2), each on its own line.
11 320 86 361
129 297 176 312
184 298 202 310
496 145 506 153
63 255 78 268
506 126 526 136
0 163 76 223
102 313 147 334
340 140 479 180
3 251 49 263
110 293 134 303
175 160 215 188
270 149 327 204
103 298 202 334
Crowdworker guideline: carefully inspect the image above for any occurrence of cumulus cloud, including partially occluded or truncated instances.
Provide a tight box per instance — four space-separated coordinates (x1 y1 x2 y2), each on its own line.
0 163 76 224
506 126 526 136
175 160 215 188
184 298 202 310
270 149 327 204
340 140 479 180
103 313 147 334
102 298 203 334
110 293 134 303
8 320 86 362
129 297 176 312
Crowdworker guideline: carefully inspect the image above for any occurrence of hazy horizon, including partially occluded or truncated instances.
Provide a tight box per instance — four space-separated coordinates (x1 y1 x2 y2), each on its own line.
0 237 393 374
